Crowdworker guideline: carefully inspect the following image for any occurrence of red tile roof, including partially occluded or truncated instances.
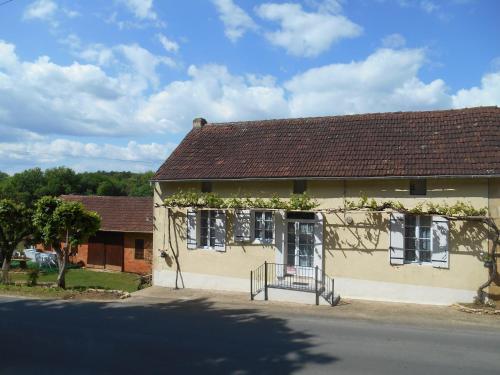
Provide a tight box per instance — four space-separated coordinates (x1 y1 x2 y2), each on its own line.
154 107 500 180
61 195 153 233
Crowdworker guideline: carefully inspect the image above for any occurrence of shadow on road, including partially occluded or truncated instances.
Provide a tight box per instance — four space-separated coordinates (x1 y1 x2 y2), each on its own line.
0 297 337 374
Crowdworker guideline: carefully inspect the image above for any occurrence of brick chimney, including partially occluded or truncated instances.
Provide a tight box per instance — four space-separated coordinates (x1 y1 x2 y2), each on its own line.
193 118 207 129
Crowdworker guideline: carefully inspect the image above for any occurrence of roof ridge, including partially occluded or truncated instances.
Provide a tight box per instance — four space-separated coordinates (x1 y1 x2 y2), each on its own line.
206 106 499 127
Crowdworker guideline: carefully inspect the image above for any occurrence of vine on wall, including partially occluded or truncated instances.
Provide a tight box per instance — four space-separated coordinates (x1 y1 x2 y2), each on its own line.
163 190 319 211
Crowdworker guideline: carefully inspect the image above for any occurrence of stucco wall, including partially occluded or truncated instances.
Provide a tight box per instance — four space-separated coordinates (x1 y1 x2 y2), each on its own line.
153 178 490 303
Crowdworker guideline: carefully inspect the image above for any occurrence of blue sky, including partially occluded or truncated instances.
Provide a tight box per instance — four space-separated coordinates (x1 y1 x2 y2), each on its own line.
0 0 499 174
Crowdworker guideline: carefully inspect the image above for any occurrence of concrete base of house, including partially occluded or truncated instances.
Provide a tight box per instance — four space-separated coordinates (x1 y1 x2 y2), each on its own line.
253 288 334 306
153 269 476 306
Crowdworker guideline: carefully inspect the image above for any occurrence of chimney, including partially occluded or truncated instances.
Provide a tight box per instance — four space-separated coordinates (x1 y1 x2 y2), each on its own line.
193 117 207 129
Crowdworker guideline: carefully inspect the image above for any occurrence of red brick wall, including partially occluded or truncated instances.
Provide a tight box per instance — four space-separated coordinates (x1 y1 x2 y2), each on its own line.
123 233 152 274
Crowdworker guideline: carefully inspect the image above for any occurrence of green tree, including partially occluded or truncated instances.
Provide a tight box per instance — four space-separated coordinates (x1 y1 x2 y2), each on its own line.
96 179 126 196
0 199 32 283
40 167 80 197
0 168 46 206
33 197 101 288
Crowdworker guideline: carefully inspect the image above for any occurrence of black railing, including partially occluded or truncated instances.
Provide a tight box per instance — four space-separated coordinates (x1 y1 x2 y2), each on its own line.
250 262 340 306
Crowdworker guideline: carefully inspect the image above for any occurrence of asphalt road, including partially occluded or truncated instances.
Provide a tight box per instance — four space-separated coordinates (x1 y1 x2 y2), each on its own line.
0 296 499 375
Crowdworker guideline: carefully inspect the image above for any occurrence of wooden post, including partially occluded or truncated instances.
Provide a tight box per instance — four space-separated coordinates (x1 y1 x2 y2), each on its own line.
315 265 319 306
264 261 268 301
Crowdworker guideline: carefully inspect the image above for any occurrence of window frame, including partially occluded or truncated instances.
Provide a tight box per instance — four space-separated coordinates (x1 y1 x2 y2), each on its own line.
253 210 274 244
403 215 432 265
199 209 217 250
134 238 145 260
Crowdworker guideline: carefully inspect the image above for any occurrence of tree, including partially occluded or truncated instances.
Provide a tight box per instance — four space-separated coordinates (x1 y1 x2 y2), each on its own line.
0 168 47 206
0 199 32 283
33 197 100 288
96 180 126 196
40 167 80 197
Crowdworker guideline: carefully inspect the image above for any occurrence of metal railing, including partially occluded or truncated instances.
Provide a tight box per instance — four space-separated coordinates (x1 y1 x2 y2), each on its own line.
250 262 340 306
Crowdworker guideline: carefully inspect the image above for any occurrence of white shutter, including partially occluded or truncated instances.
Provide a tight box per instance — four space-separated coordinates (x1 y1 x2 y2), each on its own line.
186 209 197 249
214 210 226 252
234 209 251 242
389 212 405 265
431 215 449 269
274 210 285 277
314 212 324 274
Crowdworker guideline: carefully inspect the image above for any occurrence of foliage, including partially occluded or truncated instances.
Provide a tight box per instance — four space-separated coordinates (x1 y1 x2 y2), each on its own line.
0 168 154 207
0 199 33 283
33 196 101 288
344 196 487 217
27 266 40 286
164 190 319 211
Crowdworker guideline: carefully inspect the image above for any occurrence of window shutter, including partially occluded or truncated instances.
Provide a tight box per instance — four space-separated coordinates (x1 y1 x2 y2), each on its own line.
314 212 324 273
214 210 226 252
431 215 449 269
234 209 251 242
186 209 197 249
389 212 405 265
274 210 285 277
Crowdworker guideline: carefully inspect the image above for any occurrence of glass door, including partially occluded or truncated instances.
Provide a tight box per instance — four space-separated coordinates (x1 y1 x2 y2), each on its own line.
286 221 315 271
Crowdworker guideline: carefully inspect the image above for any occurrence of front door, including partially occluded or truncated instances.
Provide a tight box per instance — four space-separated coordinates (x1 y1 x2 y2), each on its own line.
286 221 315 270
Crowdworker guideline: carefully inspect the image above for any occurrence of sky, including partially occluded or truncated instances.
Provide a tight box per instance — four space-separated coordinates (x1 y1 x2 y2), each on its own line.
0 0 499 174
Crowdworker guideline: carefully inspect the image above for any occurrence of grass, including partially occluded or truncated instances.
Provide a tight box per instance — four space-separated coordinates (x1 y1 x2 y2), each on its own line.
8 269 141 293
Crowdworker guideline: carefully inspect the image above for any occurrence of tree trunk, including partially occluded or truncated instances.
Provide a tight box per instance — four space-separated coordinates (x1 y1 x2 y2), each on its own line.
1 255 11 284
475 219 499 304
56 251 68 289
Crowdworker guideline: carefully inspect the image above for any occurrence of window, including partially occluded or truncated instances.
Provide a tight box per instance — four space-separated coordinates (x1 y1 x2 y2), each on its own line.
200 210 216 248
293 180 307 194
404 215 431 263
254 211 273 241
134 239 144 260
410 179 427 195
201 181 212 193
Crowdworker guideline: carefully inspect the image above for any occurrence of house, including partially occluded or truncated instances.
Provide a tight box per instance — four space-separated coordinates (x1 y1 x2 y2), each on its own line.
151 107 500 305
61 195 153 274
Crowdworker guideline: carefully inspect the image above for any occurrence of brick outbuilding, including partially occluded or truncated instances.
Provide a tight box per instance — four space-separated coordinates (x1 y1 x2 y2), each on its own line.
62 195 153 275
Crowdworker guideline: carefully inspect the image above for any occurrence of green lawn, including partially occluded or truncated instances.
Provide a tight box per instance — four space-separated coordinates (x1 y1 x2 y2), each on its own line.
9 269 141 293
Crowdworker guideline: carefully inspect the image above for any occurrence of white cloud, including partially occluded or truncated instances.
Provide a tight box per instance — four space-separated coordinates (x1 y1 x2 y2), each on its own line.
420 0 439 13
119 0 157 20
381 33 406 49
23 0 57 21
0 139 176 173
118 44 177 87
0 40 168 138
212 0 258 42
256 2 362 57
285 48 451 115
452 71 500 108
157 33 179 53
138 64 290 131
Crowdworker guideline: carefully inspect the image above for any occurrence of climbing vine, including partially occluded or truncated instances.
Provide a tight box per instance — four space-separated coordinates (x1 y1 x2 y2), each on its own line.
343 195 488 217
163 190 319 211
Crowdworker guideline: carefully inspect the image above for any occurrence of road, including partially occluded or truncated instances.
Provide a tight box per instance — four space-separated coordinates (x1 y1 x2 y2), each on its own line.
0 295 499 375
